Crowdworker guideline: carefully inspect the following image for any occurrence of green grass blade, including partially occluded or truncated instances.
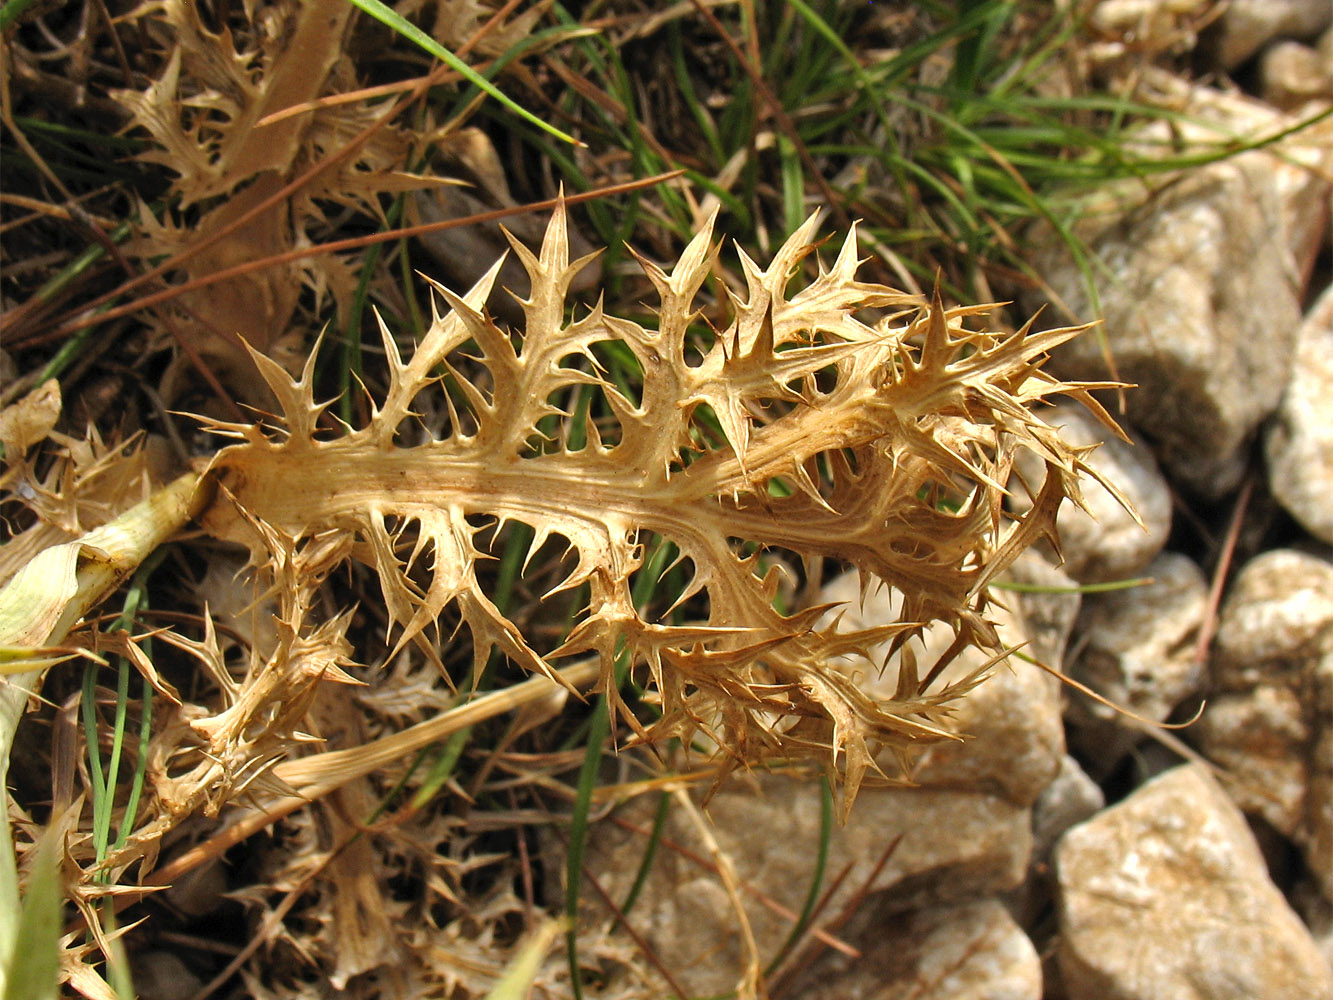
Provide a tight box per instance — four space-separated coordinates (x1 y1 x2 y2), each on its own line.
337 193 407 425
563 693 609 1000
95 654 133 864
344 0 579 146
409 728 470 812
620 792 670 914
81 661 109 853
764 776 832 977
561 544 663 994
993 576 1154 594
0 802 16 993
113 677 151 852
949 0 1014 97
778 135 805 235
4 833 60 1000
82 551 166 871
0 0 46 30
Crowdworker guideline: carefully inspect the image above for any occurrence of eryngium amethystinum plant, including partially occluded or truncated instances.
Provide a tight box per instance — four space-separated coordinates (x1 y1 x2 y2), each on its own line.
193 199 1122 817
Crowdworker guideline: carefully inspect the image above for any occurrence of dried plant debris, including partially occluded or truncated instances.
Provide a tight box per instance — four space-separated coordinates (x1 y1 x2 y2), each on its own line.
198 200 1117 807
110 0 461 403
3 204 1124 997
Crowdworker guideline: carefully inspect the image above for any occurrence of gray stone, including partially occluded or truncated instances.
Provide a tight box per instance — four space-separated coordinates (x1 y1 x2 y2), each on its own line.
1011 401 1170 583
1323 25 1333 106
1089 0 1211 41
1032 156 1301 496
1210 549 1333 688
1121 84 1333 281
1067 552 1208 740
1194 551 1333 898
558 568 1080 995
1259 39 1333 110
134 951 206 1000
1003 550 1082 671
1310 666 1333 899
1056 764 1333 1000
1032 754 1105 865
1210 549 1333 689
1007 751 1108 929
1195 684 1310 834
1266 284 1333 545
903 649 1062 807
1211 0 1333 69
790 898 1041 1000
1293 881 1333 973
570 778 1033 998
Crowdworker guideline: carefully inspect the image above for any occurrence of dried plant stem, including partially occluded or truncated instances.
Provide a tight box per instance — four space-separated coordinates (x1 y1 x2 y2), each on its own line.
0 470 207 786
136 660 602 894
674 788 765 1000
1 470 206 996
273 660 602 795
17 172 683 349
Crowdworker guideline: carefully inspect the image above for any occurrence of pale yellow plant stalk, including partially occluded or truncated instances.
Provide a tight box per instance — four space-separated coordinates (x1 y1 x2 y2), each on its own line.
0 469 205 999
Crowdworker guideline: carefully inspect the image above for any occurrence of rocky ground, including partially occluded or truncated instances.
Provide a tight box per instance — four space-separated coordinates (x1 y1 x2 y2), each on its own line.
560 3 1333 998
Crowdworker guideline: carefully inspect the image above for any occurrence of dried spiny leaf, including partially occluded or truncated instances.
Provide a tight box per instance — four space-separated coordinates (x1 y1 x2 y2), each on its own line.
111 0 461 398
202 199 1116 816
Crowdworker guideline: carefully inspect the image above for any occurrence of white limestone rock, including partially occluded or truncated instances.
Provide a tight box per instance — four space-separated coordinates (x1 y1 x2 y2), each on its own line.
568 778 1034 998
1002 550 1083 670
1259 39 1333 110
791 898 1042 1000
1033 156 1301 496
1066 552 1208 766
1011 400 1170 583
559 569 1067 996
1026 91 1333 497
1266 284 1333 545
821 569 1063 807
1055 764 1333 1000
1210 0 1333 70
1032 754 1105 866
1194 548 1333 898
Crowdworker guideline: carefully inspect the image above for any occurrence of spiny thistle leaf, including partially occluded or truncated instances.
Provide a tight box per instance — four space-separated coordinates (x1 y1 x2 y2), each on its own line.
200 199 1116 817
